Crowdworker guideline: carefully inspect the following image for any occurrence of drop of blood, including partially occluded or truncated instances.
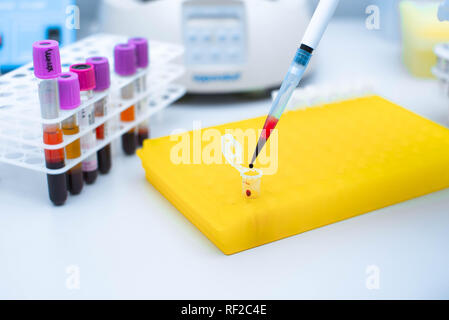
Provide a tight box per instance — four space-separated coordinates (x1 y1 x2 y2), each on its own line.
246 190 251 197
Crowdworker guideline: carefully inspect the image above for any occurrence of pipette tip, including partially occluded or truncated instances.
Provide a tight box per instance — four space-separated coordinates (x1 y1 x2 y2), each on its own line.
249 137 267 168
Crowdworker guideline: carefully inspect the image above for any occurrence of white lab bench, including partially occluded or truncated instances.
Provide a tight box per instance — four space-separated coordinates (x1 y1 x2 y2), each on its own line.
1 19 449 299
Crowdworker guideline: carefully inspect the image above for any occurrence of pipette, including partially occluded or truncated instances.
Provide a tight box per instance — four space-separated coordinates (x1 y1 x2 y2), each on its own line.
249 0 340 168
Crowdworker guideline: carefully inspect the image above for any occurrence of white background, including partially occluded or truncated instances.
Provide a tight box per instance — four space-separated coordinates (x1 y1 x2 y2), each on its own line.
1 19 449 299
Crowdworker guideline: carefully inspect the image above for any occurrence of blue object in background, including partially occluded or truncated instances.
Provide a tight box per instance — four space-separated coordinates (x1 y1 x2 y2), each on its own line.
309 0 372 17
439 0 449 21
0 0 76 73
372 0 401 41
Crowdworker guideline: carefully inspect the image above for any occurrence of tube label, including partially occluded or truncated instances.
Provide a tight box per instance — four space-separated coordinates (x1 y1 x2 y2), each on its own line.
82 154 98 171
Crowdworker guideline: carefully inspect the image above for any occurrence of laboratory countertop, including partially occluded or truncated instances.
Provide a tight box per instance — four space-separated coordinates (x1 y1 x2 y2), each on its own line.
1 19 449 299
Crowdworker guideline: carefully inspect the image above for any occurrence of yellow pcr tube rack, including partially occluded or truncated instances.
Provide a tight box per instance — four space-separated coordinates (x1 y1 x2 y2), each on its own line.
138 96 449 255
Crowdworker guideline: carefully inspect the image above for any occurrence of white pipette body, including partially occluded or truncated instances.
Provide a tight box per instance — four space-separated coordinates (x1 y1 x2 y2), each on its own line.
250 0 340 166
301 0 340 50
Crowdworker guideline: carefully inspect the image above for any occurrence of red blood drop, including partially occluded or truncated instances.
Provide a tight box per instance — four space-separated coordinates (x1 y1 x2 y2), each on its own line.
261 115 279 140
246 190 251 197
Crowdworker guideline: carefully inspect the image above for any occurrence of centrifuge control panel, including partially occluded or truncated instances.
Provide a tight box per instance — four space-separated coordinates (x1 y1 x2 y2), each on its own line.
182 0 246 66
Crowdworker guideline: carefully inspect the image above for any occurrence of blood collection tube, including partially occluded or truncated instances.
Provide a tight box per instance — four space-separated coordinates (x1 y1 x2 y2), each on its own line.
86 57 112 174
114 43 138 155
33 40 67 206
69 63 98 184
58 72 83 195
128 37 150 146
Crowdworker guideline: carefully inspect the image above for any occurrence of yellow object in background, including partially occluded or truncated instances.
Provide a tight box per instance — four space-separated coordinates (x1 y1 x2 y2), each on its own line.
138 96 449 255
400 1 449 77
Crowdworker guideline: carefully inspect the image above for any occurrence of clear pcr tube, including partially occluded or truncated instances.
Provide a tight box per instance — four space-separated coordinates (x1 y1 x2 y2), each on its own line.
241 168 262 199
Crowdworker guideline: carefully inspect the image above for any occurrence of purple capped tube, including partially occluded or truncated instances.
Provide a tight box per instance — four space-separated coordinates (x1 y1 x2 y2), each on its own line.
86 56 112 174
33 40 67 206
128 37 150 146
70 63 98 185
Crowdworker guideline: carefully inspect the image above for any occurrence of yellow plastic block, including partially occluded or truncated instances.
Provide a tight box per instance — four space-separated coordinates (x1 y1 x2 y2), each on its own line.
138 96 449 254
400 1 449 78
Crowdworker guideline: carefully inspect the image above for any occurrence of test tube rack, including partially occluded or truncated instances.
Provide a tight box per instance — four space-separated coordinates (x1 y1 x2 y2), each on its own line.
271 80 374 111
433 43 449 91
0 33 186 175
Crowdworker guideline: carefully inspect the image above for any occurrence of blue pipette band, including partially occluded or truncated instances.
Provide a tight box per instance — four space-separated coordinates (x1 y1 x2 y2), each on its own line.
294 48 312 66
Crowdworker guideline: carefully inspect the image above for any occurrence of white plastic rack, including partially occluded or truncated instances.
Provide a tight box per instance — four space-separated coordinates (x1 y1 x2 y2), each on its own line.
0 34 186 175
433 43 449 93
